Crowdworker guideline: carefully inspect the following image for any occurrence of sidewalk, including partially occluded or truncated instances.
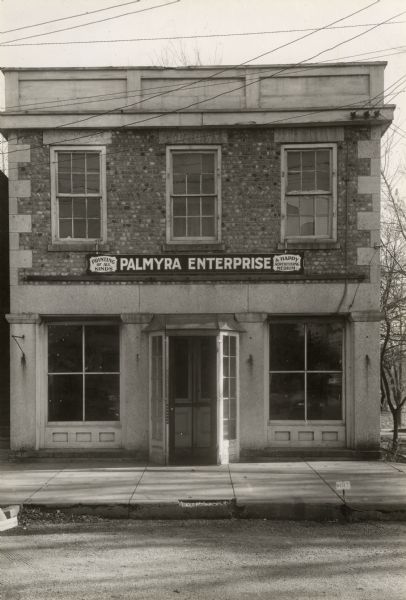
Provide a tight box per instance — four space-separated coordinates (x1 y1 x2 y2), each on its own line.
1 459 406 521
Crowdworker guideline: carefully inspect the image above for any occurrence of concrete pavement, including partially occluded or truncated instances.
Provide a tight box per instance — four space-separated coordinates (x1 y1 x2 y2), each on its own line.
1 459 405 521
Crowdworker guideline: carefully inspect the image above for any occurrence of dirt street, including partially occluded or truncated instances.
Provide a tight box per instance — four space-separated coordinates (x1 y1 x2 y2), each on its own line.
0 519 405 600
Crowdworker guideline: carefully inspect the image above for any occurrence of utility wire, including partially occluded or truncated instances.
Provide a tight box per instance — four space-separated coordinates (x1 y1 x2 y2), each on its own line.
6 66 400 171
0 2 388 116
6 70 401 174
4 0 384 148
392 122 406 136
3 1 395 169
0 0 181 45
3 46 405 118
5 44 406 115
0 0 142 35
5 94 396 175
2 20 405 46
43 4 401 140
5 75 400 177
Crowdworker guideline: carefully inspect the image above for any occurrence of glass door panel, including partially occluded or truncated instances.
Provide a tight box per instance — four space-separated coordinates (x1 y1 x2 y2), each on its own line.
169 336 216 464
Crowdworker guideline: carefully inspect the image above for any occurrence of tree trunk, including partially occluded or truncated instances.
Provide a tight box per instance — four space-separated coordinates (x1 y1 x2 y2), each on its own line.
397 408 403 429
391 406 401 449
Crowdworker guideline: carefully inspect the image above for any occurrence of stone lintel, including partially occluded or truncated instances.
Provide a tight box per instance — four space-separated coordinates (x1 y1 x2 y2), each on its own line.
43 130 112 146
274 126 344 143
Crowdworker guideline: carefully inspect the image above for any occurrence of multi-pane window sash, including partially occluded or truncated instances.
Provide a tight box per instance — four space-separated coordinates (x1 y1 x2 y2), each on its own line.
47 324 120 423
169 149 219 241
222 335 237 440
269 321 343 422
283 145 336 239
55 150 103 240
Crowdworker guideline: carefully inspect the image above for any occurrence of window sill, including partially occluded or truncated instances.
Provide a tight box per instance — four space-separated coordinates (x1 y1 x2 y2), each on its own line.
48 242 110 253
47 421 121 427
277 240 340 250
162 242 225 253
268 420 344 426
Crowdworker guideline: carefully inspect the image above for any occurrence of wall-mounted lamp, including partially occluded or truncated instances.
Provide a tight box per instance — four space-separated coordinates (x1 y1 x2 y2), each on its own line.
11 335 26 366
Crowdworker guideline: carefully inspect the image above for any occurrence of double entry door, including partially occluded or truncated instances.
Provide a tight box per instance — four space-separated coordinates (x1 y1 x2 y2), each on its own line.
149 332 238 465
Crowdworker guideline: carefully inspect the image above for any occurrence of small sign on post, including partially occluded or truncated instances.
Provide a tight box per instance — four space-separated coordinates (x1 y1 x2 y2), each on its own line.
335 480 351 501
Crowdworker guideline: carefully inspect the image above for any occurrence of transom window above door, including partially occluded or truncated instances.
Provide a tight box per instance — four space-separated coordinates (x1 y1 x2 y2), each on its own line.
281 144 337 241
166 146 221 243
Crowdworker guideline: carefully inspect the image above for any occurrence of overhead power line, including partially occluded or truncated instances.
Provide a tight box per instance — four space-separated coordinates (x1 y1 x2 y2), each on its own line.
5 69 401 174
3 0 395 167
4 0 382 143
0 0 181 46
3 44 405 114
24 2 397 136
1 19 406 47
0 0 142 35
5 76 398 176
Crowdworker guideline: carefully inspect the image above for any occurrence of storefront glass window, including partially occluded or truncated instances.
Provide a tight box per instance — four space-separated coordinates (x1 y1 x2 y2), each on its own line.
48 324 120 422
269 321 343 421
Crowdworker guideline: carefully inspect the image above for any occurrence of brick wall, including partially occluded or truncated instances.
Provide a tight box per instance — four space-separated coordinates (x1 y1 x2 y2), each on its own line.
12 126 375 282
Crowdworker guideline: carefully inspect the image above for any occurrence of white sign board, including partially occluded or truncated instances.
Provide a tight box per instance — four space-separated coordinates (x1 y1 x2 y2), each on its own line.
335 481 351 491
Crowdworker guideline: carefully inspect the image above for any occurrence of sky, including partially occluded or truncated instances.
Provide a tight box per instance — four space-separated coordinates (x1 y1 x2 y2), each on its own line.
0 0 405 185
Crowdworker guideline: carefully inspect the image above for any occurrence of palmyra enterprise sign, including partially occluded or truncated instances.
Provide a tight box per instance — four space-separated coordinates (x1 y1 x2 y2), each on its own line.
87 253 303 275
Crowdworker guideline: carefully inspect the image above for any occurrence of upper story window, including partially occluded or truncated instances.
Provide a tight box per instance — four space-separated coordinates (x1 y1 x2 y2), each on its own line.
50 146 106 242
166 146 221 243
281 144 337 241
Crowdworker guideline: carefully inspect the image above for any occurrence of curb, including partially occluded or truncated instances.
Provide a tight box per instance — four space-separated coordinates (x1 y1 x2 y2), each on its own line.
15 500 406 522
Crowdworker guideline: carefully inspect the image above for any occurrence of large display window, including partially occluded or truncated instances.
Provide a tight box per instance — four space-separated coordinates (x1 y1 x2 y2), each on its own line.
269 320 343 421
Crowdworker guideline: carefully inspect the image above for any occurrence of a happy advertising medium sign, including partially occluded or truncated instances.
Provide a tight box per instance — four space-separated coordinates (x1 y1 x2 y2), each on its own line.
87 253 303 275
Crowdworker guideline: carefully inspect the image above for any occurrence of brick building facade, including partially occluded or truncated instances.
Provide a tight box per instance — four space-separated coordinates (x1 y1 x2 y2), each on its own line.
0 64 394 462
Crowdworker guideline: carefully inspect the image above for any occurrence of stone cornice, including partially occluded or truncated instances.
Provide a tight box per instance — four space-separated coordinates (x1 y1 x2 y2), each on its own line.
0 107 395 132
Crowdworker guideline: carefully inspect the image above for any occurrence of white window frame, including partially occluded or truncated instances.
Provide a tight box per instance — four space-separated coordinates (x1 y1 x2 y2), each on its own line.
281 143 337 242
166 145 222 244
50 145 107 244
